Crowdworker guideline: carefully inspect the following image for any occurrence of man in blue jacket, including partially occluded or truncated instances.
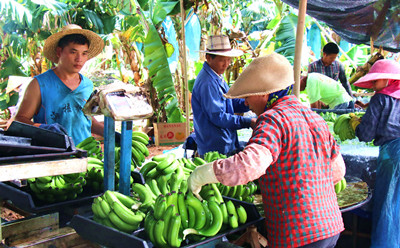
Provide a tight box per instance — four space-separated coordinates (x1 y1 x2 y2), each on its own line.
191 35 256 156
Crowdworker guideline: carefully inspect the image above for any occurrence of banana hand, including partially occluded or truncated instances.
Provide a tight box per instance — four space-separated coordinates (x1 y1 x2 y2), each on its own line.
187 162 219 200
349 116 361 131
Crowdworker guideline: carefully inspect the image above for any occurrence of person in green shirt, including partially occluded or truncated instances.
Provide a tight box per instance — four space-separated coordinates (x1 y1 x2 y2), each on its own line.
300 72 354 109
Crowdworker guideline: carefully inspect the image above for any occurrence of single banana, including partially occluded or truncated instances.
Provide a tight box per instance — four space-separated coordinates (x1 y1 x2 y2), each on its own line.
162 204 176 241
168 214 182 248
153 196 167 220
155 153 176 171
236 205 248 224
108 211 139 233
111 200 144 226
161 160 179 175
177 191 189 228
148 178 162 197
153 219 168 247
139 161 158 178
226 200 238 220
132 183 154 210
219 202 229 225
185 193 206 230
229 213 239 229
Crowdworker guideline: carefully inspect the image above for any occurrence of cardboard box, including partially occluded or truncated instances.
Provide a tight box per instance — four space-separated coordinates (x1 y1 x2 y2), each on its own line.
153 122 188 146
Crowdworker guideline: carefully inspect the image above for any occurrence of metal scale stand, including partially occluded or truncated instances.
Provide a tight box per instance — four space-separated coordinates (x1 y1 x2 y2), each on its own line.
103 117 132 195
88 82 153 196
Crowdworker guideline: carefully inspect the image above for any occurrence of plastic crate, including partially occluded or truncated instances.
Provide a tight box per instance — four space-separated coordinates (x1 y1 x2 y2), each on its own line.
69 197 265 248
0 171 144 213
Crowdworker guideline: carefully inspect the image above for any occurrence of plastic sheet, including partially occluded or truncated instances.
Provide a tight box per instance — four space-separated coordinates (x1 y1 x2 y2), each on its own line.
282 0 400 53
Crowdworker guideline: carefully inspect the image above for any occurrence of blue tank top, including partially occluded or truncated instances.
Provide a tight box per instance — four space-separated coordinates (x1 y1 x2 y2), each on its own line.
34 69 93 145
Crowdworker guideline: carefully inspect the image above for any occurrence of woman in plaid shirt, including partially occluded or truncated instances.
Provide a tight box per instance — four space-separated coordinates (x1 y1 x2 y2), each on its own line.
188 53 345 248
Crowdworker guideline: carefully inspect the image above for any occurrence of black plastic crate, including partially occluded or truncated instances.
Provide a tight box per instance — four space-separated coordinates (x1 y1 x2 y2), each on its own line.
0 182 101 213
68 196 264 248
0 171 144 213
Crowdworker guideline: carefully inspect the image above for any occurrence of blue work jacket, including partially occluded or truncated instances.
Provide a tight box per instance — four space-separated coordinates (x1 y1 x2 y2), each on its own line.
191 62 251 156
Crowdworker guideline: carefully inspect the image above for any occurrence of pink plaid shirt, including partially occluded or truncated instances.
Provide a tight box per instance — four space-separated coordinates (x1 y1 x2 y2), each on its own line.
214 96 344 247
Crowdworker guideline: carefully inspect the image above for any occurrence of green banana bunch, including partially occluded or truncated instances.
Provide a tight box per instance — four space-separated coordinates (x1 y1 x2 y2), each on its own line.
333 114 355 141
113 131 149 170
141 153 179 181
92 190 144 233
216 181 258 203
131 131 150 167
319 112 337 122
144 166 187 199
334 178 347 194
28 173 87 203
203 151 227 162
76 136 103 160
85 157 133 192
145 188 248 247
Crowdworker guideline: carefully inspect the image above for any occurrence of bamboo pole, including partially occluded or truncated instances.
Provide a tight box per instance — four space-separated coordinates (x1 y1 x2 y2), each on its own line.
293 0 307 97
180 0 190 137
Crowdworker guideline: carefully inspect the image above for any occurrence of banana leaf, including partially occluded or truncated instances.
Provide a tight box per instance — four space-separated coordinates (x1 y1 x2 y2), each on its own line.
144 24 182 122
274 14 297 64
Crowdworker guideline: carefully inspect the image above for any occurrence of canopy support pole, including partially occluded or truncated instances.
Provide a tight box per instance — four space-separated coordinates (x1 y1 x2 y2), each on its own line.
293 0 307 97
180 0 190 137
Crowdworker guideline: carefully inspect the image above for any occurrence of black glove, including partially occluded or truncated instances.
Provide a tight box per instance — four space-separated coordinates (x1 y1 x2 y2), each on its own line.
39 123 68 135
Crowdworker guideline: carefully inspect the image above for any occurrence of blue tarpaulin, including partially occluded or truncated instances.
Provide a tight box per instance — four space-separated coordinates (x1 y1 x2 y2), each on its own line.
282 0 400 53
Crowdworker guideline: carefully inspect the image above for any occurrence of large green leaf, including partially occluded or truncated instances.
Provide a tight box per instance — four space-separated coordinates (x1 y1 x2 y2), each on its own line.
0 57 28 79
0 0 32 25
144 24 182 122
274 14 298 64
151 1 178 27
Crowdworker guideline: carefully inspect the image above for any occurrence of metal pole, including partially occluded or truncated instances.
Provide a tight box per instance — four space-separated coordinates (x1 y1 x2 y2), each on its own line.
103 117 115 191
293 0 308 97
180 0 190 137
119 121 133 195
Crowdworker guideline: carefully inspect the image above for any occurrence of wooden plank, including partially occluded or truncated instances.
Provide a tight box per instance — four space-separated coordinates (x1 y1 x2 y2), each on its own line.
7 226 101 248
0 158 87 182
2 213 59 246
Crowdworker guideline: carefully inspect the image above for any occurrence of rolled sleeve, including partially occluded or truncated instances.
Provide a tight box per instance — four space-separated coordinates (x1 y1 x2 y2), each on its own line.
213 143 273 186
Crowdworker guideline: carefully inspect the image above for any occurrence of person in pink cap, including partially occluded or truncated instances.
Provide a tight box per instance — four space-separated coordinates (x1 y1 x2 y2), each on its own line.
351 59 400 247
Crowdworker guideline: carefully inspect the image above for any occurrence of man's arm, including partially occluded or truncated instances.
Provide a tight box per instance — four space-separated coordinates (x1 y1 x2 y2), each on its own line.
14 79 42 127
339 64 353 97
91 117 104 137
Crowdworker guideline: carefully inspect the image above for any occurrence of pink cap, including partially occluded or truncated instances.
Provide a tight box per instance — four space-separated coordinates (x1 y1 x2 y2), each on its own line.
354 59 400 88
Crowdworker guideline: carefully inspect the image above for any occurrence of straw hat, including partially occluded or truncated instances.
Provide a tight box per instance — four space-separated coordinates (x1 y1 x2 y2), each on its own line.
43 24 104 64
224 53 294 99
201 35 243 57
354 59 400 88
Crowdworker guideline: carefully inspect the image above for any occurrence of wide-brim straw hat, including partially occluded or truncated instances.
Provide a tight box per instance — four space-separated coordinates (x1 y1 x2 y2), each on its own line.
201 35 243 57
43 24 104 64
224 53 294 99
354 59 400 88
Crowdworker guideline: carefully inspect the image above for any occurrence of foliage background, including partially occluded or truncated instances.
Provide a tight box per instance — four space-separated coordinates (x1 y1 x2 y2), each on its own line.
0 0 380 122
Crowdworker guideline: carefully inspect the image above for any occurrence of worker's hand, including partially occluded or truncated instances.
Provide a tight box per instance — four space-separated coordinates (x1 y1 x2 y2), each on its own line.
39 123 68 135
348 114 361 131
187 162 219 200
